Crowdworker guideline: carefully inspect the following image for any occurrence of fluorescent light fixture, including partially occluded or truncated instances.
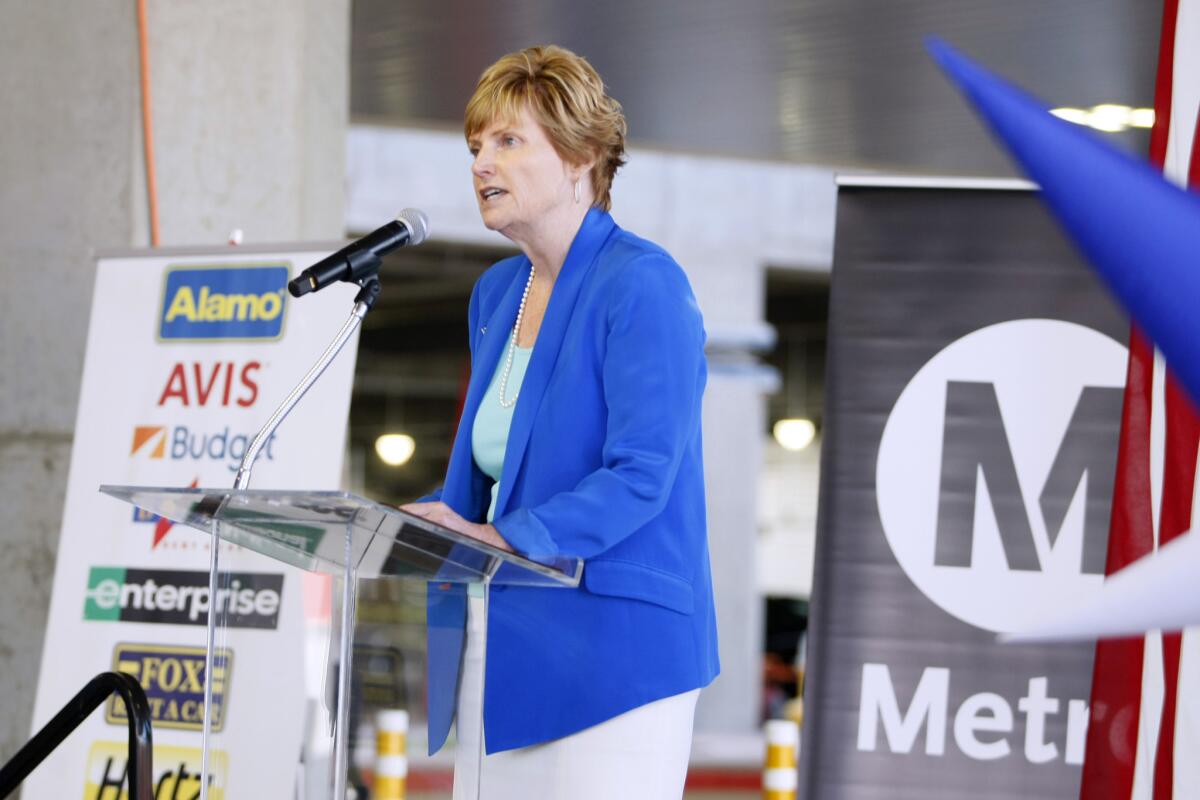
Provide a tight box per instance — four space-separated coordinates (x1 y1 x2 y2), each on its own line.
1049 107 1089 125
1050 104 1154 133
375 433 416 466
1089 104 1132 132
773 418 816 451
1129 107 1156 128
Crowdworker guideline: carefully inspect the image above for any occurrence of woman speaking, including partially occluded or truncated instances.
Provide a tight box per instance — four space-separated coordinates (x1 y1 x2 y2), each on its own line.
402 44 719 799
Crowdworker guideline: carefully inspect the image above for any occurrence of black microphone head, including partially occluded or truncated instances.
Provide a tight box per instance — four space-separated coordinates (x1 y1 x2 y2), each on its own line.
287 273 316 298
396 208 430 245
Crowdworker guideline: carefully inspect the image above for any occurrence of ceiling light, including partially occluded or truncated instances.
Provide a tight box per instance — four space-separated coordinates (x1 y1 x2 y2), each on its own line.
1050 107 1089 125
773 418 816 452
375 433 415 466
1050 105 1154 133
1129 108 1156 128
1089 104 1132 132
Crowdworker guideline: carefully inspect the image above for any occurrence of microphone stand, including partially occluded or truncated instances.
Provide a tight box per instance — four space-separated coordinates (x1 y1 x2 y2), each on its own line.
234 276 381 491
198 275 382 800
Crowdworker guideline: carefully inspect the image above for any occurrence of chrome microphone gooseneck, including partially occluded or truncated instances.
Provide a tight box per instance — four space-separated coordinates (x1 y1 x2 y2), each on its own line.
234 206 428 489
232 278 381 490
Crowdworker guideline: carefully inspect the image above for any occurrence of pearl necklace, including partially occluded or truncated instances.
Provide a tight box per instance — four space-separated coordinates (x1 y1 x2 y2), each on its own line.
498 264 535 408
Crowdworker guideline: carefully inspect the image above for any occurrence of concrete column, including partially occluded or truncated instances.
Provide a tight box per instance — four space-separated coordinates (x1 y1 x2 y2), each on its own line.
695 366 771 737
137 0 347 245
0 0 348 759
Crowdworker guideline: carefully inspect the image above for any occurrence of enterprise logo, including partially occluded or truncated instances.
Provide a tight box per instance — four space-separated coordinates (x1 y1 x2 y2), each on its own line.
108 643 232 732
159 264 288 341
84 567 283 629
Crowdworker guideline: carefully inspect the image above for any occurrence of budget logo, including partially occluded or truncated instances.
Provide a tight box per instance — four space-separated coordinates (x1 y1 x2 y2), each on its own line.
108 643 232 732
83 740 227 799
875 319 1126 633
130 426 166 459
130 423 276 473
159 264 288 341
84 567 283 629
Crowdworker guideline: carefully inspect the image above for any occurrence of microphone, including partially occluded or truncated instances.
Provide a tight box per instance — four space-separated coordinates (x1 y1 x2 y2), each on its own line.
288 208 430 297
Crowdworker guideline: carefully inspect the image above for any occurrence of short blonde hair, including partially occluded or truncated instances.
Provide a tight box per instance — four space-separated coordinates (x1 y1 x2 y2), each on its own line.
465 45 627 212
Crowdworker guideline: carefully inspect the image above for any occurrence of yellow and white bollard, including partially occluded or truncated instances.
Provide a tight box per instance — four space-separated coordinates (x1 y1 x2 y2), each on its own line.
763 719 799 800
375 709 409 800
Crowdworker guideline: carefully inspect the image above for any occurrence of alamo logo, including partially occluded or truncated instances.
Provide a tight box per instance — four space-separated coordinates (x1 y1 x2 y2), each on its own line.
875 319 1126 633
107 643 232 732
159 264 289 342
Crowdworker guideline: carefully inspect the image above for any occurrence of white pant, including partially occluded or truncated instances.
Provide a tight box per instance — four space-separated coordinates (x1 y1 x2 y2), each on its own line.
452 594 699 800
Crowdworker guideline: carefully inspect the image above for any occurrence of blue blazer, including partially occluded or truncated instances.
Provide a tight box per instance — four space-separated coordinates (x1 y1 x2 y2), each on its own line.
426 208 720 754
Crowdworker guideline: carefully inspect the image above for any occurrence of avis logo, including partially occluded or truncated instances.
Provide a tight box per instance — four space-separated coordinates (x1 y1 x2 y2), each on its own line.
159 264 288 341
876 319 1126 633
157 361 261 407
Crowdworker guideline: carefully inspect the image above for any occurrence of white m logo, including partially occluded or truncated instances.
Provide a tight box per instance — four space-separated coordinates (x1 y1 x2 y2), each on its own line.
934 380 1122 575
876 320 1127 633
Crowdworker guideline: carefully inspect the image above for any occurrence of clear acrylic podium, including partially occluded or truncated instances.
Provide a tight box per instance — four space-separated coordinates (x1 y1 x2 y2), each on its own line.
100 485 582 800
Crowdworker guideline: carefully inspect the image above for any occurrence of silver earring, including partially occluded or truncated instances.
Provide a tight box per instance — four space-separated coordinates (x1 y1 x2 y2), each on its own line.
574 179 581 204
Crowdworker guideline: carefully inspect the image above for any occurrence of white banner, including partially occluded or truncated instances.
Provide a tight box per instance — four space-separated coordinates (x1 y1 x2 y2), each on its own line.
28 246 361 799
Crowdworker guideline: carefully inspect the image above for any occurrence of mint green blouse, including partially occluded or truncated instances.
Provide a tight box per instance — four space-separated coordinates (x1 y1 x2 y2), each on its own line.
471 338 533 523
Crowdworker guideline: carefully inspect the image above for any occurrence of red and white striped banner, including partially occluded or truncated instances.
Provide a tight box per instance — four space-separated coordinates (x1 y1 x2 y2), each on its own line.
1081 1 1200 797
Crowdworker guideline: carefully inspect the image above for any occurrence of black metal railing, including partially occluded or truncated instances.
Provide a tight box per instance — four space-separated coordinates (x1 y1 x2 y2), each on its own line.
0 671 153 799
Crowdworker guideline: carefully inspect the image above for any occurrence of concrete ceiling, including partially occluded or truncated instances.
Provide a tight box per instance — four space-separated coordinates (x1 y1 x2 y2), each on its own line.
350 0 1162 175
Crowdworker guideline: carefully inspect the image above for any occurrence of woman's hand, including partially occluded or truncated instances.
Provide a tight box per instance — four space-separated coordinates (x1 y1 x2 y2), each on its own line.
399 501 515 553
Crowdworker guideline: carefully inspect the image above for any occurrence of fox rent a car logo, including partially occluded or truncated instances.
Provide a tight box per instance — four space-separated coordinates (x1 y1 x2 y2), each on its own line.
159 264 288 341
84 567 283 629
107 643 232 732
875 319 1127 634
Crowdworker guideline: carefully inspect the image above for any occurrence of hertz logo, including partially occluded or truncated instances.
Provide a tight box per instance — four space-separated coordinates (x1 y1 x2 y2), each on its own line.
83 740 227 799
159 264 289 341
107 643 232 732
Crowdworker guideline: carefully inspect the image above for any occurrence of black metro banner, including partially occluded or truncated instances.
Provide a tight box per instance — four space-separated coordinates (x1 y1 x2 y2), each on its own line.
799 181 1128 799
